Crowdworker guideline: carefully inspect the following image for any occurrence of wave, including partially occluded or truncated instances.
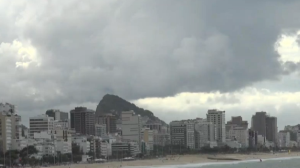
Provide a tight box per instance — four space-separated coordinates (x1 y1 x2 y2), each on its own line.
123 156 300 168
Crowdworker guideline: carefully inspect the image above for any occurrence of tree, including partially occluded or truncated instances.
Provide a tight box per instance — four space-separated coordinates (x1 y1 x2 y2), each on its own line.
19 146 38 166
4 150 19 165
72 143 81 155
20 146 38 157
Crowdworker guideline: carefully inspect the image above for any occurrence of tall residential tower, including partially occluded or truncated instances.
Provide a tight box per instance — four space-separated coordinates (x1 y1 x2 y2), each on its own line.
206 109 226 143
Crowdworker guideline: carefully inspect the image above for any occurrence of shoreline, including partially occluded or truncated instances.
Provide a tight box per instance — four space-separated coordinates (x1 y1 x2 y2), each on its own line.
49 152 300 168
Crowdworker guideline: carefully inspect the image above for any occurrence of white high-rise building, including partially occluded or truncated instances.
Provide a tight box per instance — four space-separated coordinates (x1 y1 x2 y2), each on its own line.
29 114 54 138
121 111 142 145
207 109 226 143
278 131 290 148
186 121 195 149
0 103 20 153
194 119 215 149
0 113 12 152
228 127 249 148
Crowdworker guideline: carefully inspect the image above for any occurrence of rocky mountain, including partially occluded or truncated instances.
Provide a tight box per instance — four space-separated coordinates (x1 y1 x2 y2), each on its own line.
96 94 166 125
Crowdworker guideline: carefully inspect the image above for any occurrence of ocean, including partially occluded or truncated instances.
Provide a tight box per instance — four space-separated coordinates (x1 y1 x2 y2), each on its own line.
124 156 300 168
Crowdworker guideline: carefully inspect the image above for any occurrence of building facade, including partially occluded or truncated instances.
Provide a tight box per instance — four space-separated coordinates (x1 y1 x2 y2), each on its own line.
29 114 54 138
206 109 226 143
95 124 107 137
194 119 215 149
0 113 12 152
251 112 277 143
251 112 267 137
248 129 258 148
72 136 91 154
170 121 186 146
141 127 154 151
121 111 142 145
228 127 249 148
266 116 278 143
277 131 290 148
226 116 248 139
97 114 117 134
70 107 95 135
46 109 68 121
0 103 21 153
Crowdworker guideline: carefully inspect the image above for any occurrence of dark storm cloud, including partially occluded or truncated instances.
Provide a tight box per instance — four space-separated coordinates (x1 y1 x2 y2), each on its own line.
1 0 300 119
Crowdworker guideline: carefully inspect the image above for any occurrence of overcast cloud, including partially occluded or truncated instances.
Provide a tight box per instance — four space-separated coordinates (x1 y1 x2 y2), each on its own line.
1 0 300 128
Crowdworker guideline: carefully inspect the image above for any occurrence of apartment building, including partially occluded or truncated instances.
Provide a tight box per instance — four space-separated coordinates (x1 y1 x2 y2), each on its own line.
99 140 112 157
207 109 226 143
194 119 215 149
141 127 154 151
70 107 95 135
228 127 249 148
72 136 91 154
278 131 290 148
0 103 22 152
111 141 140 157
170 121 186 146
96 114 117 134
170 120 195 149
226 116 248 139
0 113 12 152
95 124 107 137
266 116 278 143
50 128 72 154
186 121 195 149
248 129 258 148
29 114 54 138
144 121 162 132
53 120 69 130
251 112 277 143
121 111 142 145
153 130 170 146
46 109 68 121
226 116 248 129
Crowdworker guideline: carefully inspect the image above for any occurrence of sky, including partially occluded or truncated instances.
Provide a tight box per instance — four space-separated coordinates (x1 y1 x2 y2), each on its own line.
1 0 300 129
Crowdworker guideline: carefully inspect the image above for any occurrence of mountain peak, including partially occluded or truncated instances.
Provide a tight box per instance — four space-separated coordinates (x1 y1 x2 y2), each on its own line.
96 94 166 124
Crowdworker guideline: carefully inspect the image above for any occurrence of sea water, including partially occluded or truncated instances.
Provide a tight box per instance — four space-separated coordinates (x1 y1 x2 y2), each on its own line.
124 156 300 168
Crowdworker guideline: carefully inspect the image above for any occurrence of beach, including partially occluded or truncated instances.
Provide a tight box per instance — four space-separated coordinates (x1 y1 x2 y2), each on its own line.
49 152 300 168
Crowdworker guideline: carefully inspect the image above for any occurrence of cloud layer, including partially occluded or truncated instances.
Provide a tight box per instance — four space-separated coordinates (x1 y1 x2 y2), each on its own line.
134 87 300 129
1 1 300 126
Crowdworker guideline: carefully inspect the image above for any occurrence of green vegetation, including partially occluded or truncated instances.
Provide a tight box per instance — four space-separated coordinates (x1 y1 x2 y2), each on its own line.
96 94 166 125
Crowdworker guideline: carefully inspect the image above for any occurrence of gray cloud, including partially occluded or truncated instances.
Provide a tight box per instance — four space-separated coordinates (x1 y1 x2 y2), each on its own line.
1 1 300 120
140 102 300 130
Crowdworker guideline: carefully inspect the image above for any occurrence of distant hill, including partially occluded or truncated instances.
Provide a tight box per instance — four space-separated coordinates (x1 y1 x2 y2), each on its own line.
96 94 166 125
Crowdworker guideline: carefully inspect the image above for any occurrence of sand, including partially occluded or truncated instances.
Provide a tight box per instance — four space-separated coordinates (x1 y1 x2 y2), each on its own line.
49 152 300 168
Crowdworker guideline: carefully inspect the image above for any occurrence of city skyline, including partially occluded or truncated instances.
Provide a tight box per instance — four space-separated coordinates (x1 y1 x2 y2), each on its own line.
1 1 300 130
8 101 296 130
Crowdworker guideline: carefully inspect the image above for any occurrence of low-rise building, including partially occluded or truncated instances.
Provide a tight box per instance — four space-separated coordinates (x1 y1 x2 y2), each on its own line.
225 140 242 148
73 136 90 154
53 120 69 129
11 138 28 151
111 141 140 157
99 140 111 158
290 141 298 148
